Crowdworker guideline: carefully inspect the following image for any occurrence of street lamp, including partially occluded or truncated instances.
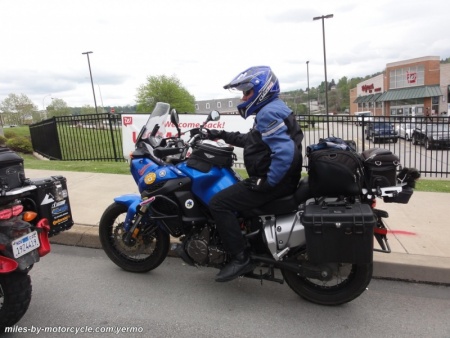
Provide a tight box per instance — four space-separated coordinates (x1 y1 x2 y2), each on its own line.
82 51 99 114
313 14 333 135
306 61 310 116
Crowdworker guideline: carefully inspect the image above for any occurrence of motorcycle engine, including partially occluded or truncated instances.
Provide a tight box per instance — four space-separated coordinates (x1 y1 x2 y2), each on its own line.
184 226 226 266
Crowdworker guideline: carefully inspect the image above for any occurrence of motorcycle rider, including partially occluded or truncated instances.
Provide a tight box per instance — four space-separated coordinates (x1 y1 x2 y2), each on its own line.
208 66 304 282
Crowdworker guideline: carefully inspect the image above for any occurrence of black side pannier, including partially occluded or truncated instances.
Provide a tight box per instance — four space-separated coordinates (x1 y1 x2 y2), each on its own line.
361 148 399 190
301 201 375 264
27 176 74 237
307 138 364 197
187 143 236 172
0 147 26 194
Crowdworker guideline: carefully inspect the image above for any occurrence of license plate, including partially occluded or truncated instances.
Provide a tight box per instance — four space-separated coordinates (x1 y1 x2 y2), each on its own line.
12 231 40 258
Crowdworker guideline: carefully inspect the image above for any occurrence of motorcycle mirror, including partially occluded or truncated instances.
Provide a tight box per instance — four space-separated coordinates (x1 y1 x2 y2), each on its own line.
209 110 220 122
170 109 181 137
170 109 179 126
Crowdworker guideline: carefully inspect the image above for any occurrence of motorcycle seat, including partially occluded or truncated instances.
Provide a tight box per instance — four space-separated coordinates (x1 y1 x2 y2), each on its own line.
241 177 311 217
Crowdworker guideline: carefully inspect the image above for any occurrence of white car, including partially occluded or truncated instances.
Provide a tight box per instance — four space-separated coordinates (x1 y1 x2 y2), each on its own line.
395 123 416 141
355 112 373 126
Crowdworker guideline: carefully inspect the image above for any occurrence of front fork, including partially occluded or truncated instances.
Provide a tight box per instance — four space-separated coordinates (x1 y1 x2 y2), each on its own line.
121 196 156 246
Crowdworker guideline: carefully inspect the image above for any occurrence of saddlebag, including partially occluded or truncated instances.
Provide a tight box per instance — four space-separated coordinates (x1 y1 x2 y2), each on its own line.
307 138 364 197
0 147 26 194
361 148 400 191
187 143 236 172
26 176 74 237
301 202 375 264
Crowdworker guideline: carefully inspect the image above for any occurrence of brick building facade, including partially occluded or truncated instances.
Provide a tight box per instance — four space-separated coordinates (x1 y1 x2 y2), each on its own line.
351 56 450 117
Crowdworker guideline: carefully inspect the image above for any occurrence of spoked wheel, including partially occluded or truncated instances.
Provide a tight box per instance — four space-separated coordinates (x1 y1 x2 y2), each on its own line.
0 272 32 331
281 251 373 306
99 202 170 273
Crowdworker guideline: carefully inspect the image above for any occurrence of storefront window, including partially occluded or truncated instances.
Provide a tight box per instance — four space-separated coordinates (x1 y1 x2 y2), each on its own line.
389 65 424 89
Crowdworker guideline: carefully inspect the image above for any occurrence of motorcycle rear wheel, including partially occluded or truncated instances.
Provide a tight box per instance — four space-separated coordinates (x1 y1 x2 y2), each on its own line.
0 272 32 331
99 202 170 273
281 252 372 306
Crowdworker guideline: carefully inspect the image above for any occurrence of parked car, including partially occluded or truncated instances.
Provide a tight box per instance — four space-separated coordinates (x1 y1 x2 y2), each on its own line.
355 111 373 126
395 122 417 141
365 122 398 143
412 123 450 149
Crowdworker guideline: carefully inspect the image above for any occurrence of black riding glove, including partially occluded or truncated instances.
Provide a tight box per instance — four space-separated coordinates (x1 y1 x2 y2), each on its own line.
242 177 272 192
207 129 225 140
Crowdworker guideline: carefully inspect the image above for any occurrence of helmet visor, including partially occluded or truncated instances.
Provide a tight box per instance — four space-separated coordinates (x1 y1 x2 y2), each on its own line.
224 81 254 92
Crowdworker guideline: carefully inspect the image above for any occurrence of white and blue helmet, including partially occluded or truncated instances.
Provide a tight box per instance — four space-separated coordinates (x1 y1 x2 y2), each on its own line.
223 66 280 119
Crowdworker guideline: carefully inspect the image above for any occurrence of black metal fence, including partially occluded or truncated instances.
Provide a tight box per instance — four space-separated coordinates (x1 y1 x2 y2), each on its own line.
29 113 450 177
300 115 450 178
29 113 124 161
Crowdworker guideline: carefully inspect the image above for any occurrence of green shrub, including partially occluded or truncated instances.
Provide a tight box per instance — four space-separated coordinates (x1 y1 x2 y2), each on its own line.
5 136 33 153
4 130 18 139
0 135 7 146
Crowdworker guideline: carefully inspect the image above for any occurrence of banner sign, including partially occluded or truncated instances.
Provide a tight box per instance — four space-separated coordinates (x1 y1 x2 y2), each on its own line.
121 114 254 161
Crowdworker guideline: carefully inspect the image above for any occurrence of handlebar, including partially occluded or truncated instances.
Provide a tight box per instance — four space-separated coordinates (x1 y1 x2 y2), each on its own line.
153 147 185 158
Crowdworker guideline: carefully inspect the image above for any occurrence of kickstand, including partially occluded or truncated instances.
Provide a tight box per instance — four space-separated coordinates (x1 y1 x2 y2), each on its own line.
244 266 284 285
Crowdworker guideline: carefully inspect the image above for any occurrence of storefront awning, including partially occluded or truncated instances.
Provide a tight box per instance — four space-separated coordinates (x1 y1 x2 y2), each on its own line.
376 85 443 102
354 94 373 103
369 93 382 102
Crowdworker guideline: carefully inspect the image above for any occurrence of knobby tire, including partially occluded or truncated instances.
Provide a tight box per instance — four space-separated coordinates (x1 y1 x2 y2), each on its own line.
0 272 32 331
99 202 170 273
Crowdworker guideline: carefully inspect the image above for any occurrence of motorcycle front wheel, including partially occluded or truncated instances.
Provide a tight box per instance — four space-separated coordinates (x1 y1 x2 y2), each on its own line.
99 202 170 273
281 251 372 306
0 272 32 331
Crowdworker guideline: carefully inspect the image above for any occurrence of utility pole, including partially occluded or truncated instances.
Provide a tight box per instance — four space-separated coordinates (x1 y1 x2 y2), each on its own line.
82 51 99 114
313 14 334 135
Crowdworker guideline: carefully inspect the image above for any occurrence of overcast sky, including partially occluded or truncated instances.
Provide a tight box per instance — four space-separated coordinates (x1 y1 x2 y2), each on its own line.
1 0 449 110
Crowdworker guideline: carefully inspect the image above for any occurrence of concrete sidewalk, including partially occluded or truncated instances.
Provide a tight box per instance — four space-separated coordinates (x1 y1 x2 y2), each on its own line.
26 169 450 285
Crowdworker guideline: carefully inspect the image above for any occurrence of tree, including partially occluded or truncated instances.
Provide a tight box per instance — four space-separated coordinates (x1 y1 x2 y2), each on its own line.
0 93 37 126
136 75 195 113
80 105 96 115
46 98 71 117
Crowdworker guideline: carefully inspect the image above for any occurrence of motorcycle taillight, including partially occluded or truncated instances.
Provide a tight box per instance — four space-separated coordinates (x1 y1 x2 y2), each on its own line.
0 202 24 220
0 208 13 220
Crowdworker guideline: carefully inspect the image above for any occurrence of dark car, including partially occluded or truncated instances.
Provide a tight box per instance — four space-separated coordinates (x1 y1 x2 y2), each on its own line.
412 123 450 149
365 122 398 143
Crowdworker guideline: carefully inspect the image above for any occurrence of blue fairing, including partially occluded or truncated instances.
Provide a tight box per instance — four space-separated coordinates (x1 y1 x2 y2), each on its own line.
130 157 187 193
176 162 239 205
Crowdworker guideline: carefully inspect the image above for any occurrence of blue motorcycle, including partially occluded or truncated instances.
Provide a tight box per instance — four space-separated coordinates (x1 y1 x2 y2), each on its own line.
99 102 416 305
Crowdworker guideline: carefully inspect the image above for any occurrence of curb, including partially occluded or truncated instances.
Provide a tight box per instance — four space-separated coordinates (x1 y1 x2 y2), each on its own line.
50 224 450 285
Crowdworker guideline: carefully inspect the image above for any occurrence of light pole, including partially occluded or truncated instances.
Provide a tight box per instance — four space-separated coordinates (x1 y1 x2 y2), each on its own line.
82 51 99 114
306 61 310 116
97 84 105 113
313 14 333 135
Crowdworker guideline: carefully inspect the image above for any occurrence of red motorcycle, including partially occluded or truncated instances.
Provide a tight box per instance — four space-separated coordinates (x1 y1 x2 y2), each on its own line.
0 148 73 331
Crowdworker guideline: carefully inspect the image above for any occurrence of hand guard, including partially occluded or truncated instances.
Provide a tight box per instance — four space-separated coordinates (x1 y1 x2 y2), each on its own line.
242 177 272 192
397 167 420 188
190 128 201 137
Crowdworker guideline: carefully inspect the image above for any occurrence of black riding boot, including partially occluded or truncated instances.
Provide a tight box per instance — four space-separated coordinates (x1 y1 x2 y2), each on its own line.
215 251 254 282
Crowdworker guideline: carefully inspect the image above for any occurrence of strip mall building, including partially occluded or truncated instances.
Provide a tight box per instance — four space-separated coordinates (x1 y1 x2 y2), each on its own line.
350 56 450 117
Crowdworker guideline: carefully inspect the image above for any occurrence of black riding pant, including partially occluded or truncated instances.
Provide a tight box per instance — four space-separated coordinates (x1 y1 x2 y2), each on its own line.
209 181 295 256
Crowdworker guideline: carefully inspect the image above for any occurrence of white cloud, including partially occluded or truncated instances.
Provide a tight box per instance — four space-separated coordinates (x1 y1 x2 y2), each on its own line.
1 0 449 109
